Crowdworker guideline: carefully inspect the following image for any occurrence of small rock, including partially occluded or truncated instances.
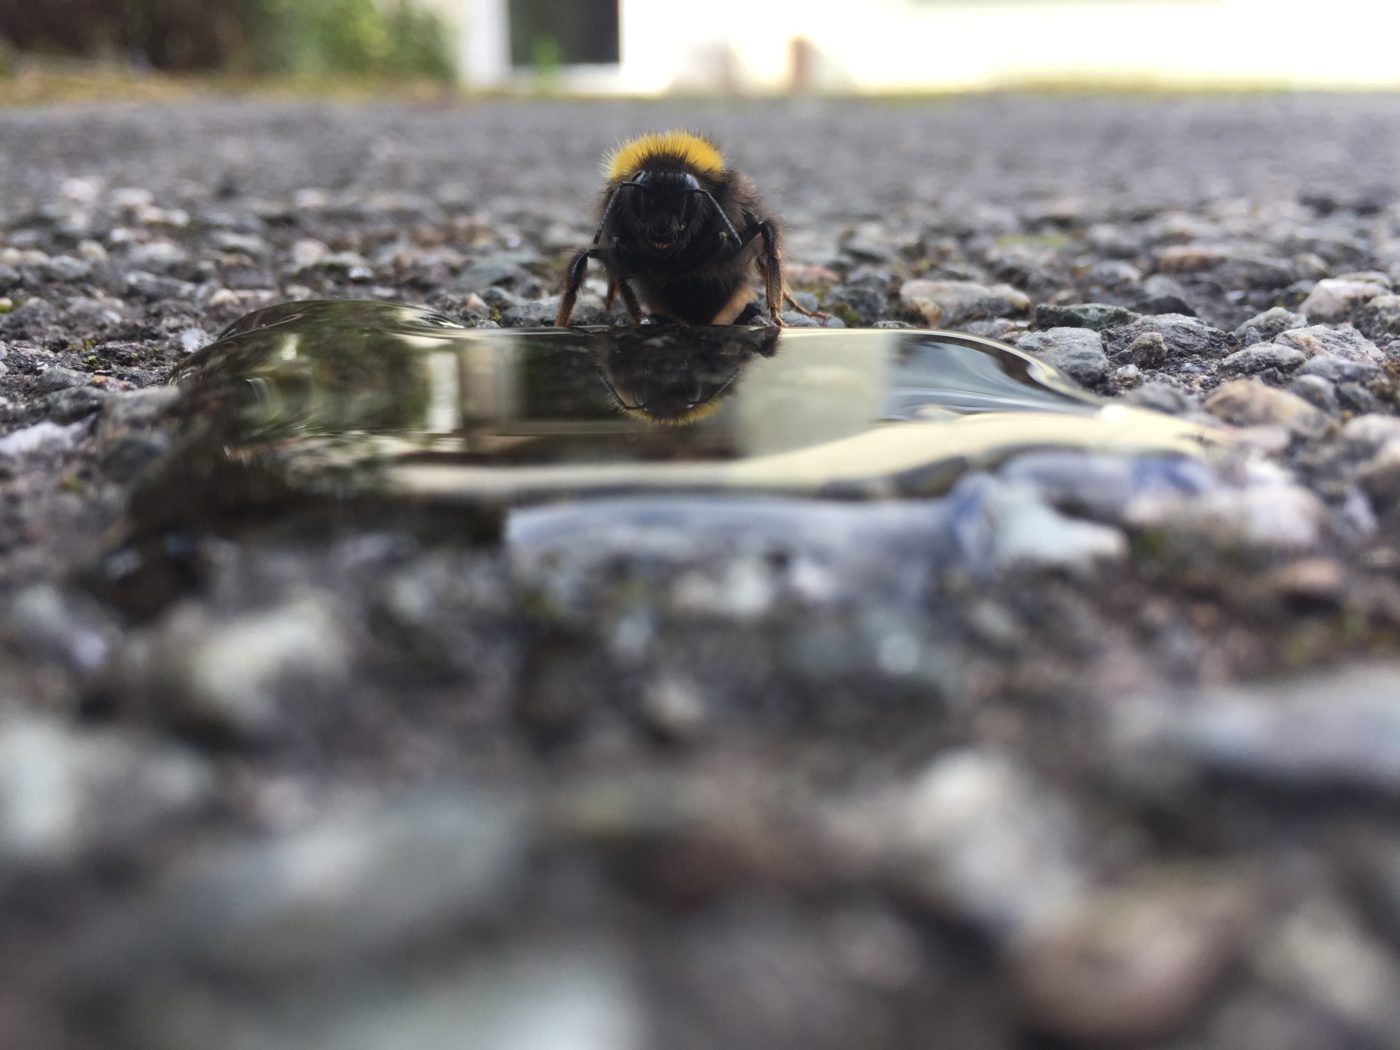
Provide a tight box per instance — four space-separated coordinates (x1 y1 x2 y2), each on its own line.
1220 342 1306 375
1032 302 1139 331
1275 324 1382 364
1016 328 1108 385
40 255 93 283
1353 293 1400 341
976 479 1127 574
1104 314 1230 363
1013 872 1255 1041
1115 664 1400 796
1204 380 1330 437
125 240 190 275
1287 374 1340 414
899 279 1030 327
1123 381 1199 415
1299 277 1390 322
1234 306 1307 347
0 420 86 457
34 365 90 394
1126 331 1169 368
880 748 1091 940
1126 478 1327 551
0 714 210 872
1296 354 1384 384
133 594 351 742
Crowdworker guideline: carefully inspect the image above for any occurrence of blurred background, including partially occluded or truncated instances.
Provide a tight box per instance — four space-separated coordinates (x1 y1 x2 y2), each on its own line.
2 0 1399 97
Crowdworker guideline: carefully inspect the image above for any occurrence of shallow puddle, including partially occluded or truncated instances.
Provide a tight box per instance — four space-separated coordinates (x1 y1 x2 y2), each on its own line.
150 299 1214 525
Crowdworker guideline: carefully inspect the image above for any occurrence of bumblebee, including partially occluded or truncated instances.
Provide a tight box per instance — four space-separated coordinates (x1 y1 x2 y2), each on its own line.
555 130 823 328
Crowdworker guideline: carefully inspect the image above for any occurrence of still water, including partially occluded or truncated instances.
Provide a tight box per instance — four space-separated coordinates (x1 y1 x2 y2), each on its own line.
156 299 1213 519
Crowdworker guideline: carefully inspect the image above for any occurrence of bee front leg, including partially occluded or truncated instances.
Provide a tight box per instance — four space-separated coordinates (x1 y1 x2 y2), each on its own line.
755 221 826 326
556 248 597 327
616 280 644 324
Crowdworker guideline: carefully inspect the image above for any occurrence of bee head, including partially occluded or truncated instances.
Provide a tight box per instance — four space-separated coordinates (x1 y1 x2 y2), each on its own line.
616 169 712 259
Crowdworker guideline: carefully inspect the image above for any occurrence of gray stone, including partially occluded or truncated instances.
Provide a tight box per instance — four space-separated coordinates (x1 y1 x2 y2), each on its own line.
1032 302 1139 331
0 420 86 457
1114 664 1400 796
1103 314 1231 363
899 279 1030 327
1013 872 1256 1042
1353 293 1400 341
131 594 352 742
1220 342 1306 375
0 714 210 872
1017 327 1109 385
1287 374 1340 413
1125 477 1328 552
1233 307 1307 346
973 478 1127 574
1299 277 1390 322
1296 354 1384 383
1123 382 1199 416
877 748 1091 941
1204 379 1330 437
40 254 94 282
126 240 190 275
34 365 89 394
824 285 886 325
1275 324 1382 363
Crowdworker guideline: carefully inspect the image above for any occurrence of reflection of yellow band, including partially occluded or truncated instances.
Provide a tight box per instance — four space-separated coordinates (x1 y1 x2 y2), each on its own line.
604 131 726 181
614 396 727 428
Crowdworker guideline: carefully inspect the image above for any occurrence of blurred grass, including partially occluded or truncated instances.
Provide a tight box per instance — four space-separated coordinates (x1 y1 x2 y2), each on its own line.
0 60 463 106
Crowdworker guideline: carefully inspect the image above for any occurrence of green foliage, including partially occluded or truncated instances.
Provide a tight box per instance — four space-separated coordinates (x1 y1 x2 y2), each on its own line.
242 0 454 81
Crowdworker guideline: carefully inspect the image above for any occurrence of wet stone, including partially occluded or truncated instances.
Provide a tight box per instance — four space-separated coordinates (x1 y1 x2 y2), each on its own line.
1016 328 1109 385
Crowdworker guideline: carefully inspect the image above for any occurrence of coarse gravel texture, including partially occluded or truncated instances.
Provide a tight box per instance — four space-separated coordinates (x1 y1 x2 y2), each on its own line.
5 94 1400 1049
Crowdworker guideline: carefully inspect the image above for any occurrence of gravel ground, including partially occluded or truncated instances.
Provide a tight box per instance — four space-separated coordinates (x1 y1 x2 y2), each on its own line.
5 94 1400 1049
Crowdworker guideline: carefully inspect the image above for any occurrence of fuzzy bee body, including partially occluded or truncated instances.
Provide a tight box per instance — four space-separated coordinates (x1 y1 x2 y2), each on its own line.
555 130 820 327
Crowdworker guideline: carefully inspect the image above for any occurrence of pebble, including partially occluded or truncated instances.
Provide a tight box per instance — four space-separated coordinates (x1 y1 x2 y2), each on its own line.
1013 871 1256 1041
1234 306 1307 346
1204 379 1330 437
1103 314 1230 363
1016 327 1109 385
0 713 210 872
130 594 351 742
965 477 1128 576
0 420 86 457
1299 277 1390 322
1274 323 1382 363
1032 302 1139 331
1295 353 1384 384
1114 664 1400 796
899 279 1030 327
1125 477 1328 552
1353 293 1400 341
1287 373 1341 413
1219 341 1306 375
125 240 190 275
882 748 1091 940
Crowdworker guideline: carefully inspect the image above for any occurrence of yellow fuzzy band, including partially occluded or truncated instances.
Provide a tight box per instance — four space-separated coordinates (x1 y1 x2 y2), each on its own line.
602 130 726 181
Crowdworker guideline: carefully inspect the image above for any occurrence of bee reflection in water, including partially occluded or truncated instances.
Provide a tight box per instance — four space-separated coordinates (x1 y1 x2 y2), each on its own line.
588 324 781 427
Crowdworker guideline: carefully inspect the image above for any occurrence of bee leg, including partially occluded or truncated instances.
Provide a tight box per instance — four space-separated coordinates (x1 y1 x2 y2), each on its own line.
556 248 596 327
604 277 617 309
782 291 828 321
755 222 786 326
616 280 644 324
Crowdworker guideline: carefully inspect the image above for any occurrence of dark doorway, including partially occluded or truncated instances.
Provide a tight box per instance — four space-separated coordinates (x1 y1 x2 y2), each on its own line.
507 0 620 67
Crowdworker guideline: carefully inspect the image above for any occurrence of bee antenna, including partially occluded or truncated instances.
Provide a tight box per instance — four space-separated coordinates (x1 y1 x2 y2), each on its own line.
591 187 621 245
683 187 741 245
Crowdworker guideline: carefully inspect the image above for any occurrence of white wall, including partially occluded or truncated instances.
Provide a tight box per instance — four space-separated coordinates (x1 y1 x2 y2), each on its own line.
460 0 1400 93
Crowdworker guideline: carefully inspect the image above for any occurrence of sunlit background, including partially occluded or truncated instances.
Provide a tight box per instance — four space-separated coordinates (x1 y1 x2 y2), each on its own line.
3 0 1399 96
